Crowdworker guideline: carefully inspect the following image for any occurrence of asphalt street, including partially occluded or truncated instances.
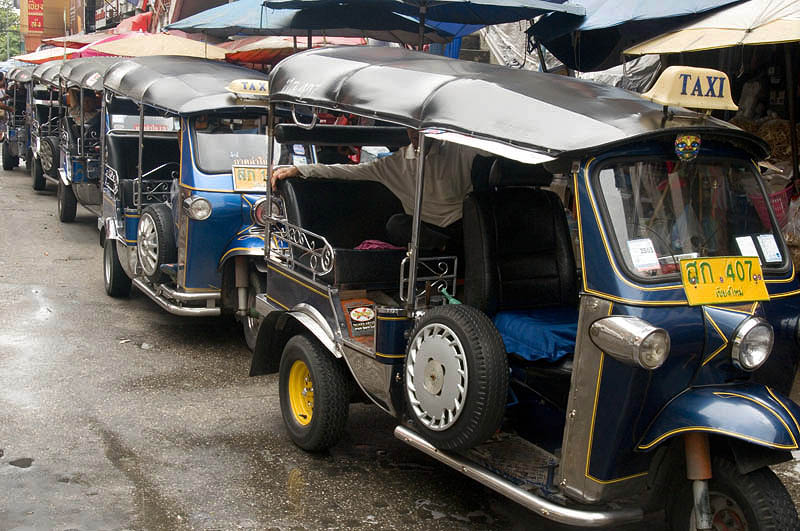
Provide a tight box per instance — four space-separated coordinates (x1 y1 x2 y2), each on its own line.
1 163 799 531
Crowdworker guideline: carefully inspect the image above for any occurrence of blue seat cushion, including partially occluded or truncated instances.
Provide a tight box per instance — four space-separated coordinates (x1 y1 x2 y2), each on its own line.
493 307 579 363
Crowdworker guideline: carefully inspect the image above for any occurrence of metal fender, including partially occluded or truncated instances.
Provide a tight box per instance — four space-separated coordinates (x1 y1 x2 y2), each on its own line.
103 217 120 242
638 384 800 452
58 166 70 186
217 232 265 270
289 303 339 357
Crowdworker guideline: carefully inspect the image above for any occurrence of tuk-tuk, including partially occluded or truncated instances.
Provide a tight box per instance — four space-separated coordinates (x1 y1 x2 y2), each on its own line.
57 57 121 223
252 48 800 529
100 56 297 348
30 60 65 191
2 65 34 171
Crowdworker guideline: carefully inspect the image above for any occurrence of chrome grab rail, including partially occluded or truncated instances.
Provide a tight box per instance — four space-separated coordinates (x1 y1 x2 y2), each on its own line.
268 217 335 280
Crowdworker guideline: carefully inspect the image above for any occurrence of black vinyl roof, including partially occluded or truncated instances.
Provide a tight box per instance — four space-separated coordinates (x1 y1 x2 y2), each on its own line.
269 47 767 160
32 60 65 85
103 55 270 115
7 66 33 83
60 57 123 91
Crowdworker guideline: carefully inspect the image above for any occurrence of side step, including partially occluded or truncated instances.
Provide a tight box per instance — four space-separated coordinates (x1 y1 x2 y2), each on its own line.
132 278 221 317
394 426 643 527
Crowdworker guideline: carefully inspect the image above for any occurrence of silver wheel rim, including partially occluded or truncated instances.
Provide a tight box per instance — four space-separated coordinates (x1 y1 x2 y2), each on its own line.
406 322 468 431
137 214 159 277
243 285 260 344
690 491 748 531
40 142 52 172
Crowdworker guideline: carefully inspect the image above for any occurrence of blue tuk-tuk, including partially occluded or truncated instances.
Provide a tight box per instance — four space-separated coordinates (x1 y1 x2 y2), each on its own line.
2 65 34 171
30 60 64 191
56 57 121 223
100 56 305 349
251 48 800 529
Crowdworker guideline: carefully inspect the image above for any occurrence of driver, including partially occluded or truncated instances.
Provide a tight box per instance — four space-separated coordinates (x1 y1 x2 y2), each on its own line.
271 129 483 252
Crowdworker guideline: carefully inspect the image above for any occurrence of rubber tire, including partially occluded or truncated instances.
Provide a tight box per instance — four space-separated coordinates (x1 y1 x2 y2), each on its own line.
31 156 46 191
279 335 350 452
404 305 508 451
57 179 77 223
667 455 800 531
2 141 17 170
104 237 132 298
242 270 265 351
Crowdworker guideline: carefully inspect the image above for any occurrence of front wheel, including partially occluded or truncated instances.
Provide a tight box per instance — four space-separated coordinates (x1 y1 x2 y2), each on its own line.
279 335 350 452
667 456 799 531
31 156 46 191
57 179 77 222
104 237 132 298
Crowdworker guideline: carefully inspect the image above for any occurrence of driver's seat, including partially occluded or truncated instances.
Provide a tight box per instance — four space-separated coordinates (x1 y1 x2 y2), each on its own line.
462 159 579 364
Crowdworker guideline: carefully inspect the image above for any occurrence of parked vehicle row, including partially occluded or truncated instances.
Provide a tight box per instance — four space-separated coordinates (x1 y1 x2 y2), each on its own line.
4 50 800 529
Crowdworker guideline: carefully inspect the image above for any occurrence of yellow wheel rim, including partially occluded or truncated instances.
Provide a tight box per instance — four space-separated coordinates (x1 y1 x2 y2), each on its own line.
288 360 314 426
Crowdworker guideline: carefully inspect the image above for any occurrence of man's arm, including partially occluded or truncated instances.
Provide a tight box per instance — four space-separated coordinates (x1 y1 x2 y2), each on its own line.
271 148 406 190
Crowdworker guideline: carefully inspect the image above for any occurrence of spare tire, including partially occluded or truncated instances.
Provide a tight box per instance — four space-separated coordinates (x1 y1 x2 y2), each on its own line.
39 137 60 178
404 304 508 451
137 204 176 284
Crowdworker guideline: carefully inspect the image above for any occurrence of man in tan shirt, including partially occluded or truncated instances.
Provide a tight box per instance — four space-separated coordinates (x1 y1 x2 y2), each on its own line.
271 130 482 251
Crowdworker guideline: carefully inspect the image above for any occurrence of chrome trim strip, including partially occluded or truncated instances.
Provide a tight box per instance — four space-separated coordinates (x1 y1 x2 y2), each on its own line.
132 279 221 316
394 426 644 527
158 283 221 302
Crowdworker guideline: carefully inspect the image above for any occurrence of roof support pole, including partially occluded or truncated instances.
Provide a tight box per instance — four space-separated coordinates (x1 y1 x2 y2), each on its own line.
137 102 144 213
405 131 426 312
418 5 427 51
79 88 85 156
785 44 798 194
265 102 275 271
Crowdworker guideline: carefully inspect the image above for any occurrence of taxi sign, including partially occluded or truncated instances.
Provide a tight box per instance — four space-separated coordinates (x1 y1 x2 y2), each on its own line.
680 256 769 306
232 164 268 192
641 66 738 111
226 79 270 98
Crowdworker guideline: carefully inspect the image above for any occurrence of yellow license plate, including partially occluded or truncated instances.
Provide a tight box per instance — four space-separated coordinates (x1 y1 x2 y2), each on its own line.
680 256 769 306
232 165 268 192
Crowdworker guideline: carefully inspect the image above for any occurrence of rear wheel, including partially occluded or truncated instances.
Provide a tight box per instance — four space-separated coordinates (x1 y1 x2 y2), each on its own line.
2 141 17 170
104 237 131 298
57 179 77 222
137 204 176 284
31 156 46 191
279 335 349 452
404 305 508 451
667 455 799 530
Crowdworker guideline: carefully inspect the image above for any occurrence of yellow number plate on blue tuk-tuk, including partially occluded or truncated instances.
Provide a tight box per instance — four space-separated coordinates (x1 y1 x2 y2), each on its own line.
680 257 769 306
232 165 268 192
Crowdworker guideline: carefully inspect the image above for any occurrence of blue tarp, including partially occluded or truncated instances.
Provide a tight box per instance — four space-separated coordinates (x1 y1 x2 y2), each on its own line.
494 307 578 363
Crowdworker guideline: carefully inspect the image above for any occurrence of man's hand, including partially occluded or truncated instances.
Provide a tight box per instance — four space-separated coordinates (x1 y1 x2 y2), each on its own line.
271 165 299 191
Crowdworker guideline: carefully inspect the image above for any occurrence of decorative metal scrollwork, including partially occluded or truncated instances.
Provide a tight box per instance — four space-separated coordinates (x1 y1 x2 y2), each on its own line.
400 255 458 303
269 220 335 279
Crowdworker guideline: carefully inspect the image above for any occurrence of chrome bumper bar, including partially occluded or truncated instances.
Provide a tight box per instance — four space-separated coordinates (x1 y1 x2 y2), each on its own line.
132 278 221 317
394 426 644 527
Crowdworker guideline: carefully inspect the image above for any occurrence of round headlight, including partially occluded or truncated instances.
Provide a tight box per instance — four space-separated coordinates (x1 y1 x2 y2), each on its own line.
637 329 670 370
186 197 212 220
252 198 268 226
732 317 773 371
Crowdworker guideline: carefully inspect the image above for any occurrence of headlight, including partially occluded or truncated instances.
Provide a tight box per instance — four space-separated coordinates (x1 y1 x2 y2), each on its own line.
732 317 773 371
183 196 212 220
589 316 670 370
251 198 268 226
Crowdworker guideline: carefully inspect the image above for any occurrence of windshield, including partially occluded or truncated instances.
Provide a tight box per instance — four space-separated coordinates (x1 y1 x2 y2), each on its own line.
192 115 268 174
596 158 786 280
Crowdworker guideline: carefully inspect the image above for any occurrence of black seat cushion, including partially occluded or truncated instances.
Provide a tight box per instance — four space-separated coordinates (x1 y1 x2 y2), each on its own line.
463 187 578 315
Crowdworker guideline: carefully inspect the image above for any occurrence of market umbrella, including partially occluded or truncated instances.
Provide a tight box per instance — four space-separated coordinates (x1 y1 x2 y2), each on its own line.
264 0 585 46
224 35 365 64
165 0 458 45
42 33 111 49
623 0 800 54
88 32 228 59
623 0 800 189
16 47 81 64
527 0 742 71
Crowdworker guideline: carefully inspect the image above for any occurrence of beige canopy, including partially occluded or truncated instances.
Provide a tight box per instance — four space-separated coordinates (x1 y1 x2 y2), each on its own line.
624 0 800 55
89 32 227 60
15 47 79 64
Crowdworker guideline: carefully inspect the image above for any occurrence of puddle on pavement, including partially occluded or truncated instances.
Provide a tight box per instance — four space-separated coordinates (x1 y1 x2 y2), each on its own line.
9 457 34 468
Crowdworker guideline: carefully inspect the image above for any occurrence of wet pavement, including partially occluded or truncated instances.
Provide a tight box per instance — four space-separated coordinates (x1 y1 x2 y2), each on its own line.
0 164 799 531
